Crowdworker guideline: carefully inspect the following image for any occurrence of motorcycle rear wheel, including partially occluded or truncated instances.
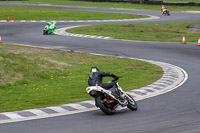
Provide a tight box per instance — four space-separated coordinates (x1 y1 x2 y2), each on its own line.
127 94 138 111
96 95 115 115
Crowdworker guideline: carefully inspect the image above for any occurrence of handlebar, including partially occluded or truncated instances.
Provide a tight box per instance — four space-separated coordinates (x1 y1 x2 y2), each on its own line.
112 76 122 82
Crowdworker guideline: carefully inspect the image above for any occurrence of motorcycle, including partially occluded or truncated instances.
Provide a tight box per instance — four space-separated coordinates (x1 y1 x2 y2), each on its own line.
43 25 51 35
43 23 56 35
163 9 170 16
86 77 138 115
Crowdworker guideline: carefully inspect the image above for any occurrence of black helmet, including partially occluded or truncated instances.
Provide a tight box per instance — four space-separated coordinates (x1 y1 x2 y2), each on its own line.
90 66 100 72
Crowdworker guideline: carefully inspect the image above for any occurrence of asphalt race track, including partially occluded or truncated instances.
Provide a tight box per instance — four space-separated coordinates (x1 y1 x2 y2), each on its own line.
1 2 200 133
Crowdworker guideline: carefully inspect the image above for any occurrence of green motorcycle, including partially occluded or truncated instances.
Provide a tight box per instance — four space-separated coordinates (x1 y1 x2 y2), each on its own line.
43 22 56 35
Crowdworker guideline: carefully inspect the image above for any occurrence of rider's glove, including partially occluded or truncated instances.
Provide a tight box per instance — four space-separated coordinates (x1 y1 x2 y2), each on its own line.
115 76 119 80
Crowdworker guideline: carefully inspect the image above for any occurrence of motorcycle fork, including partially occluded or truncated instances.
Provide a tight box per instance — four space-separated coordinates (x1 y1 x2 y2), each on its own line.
126 94 133 102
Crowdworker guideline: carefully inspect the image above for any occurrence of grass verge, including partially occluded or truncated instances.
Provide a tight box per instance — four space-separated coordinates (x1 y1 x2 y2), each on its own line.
67 22 200 43
3 0 200 11
0 44 163 113
0 5 148 20
163 0 200 2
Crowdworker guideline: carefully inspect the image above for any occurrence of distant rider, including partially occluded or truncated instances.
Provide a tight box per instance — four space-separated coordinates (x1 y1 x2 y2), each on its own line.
161 5 168 15
46 22 56 34
88 67 124 100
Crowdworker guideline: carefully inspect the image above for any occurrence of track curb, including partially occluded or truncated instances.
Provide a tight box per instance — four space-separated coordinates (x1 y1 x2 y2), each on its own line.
53 15 159 39
0 50 188 124
0 15 159 23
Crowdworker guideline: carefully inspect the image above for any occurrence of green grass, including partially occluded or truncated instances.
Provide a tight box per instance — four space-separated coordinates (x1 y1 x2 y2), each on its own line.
67 22 200 42
0 5 148 20
0 44 163 112
163 0 200 2
3 0 200 11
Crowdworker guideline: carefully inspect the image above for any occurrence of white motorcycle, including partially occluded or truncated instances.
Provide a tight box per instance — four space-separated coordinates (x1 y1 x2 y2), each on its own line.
86 77 138 115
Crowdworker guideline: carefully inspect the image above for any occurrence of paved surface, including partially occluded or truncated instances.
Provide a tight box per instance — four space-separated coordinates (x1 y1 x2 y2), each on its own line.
0 2 200 133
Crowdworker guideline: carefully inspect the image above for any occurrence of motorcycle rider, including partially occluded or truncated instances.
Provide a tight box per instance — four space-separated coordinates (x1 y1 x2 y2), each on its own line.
44 22 50 29
45 22 56 35
88 66 124 100
161 5 168 15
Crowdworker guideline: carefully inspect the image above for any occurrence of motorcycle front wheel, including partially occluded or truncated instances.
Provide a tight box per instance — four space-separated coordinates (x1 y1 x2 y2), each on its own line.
95 95 115 115
127 94 138 111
